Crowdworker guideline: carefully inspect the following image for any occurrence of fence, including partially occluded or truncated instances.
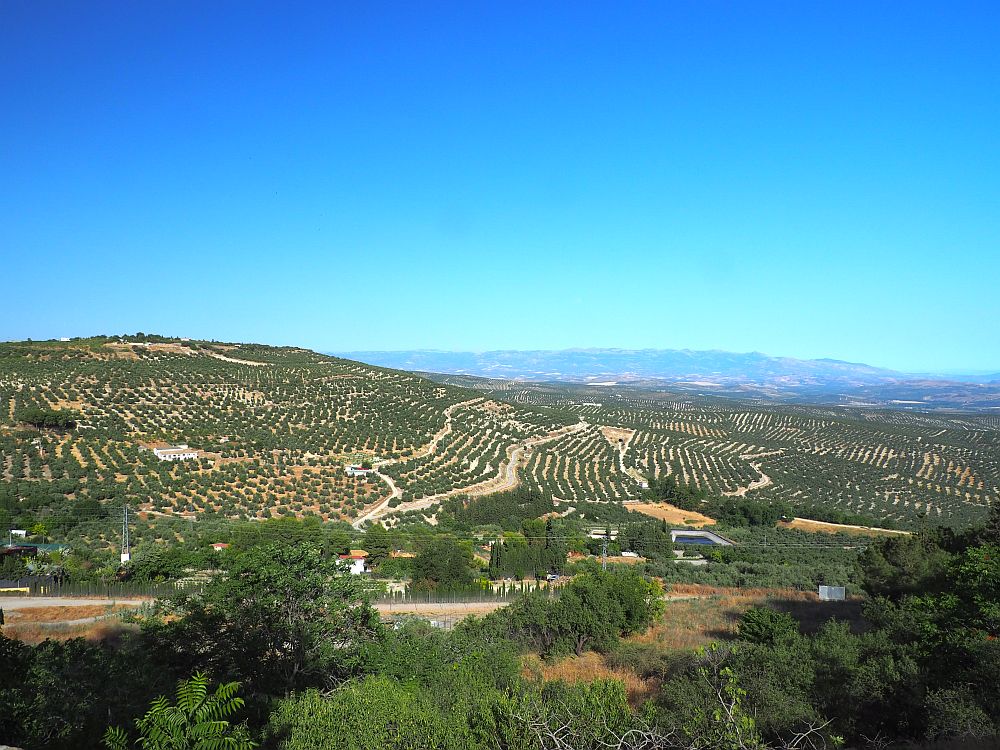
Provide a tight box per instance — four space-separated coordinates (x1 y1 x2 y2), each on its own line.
0 577 204 599
372 583 556 605
0 576 553 605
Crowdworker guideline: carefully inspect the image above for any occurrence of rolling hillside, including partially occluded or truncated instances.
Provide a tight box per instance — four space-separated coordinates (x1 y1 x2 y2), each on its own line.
1 337 998 533
425 374 1000 528
0 338 573 525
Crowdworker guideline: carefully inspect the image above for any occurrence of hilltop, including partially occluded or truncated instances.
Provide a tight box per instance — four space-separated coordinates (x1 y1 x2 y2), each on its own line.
0 336 573 526
1 336 998 534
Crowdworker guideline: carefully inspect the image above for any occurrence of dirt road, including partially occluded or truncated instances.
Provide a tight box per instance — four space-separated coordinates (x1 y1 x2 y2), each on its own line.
352 398 482 529
0 595 507 622
0 596 150 610
375 600 510 617
363 418 590 524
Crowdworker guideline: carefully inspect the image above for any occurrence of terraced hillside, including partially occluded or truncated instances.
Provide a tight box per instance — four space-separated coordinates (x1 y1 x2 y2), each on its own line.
1 338 997 532
0 338 572 524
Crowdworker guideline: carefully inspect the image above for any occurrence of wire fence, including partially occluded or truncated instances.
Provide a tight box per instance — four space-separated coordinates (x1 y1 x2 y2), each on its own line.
0 577 204 599
0 576 556 603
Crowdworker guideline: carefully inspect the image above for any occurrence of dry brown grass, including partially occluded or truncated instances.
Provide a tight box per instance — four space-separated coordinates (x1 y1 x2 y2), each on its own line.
636 586 831 651
603 555 647 565
599 426 636 446
522 651 659 707
517 588 818 706
2 620 138 645
624 501 715 527
779 518 910 537
634 597 743 651
4 604 137 623
666 583 816 601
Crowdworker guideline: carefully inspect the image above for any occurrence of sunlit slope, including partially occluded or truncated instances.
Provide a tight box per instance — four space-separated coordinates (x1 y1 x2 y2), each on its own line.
426 375 1000 528
0 338 572 522
2 338 997 529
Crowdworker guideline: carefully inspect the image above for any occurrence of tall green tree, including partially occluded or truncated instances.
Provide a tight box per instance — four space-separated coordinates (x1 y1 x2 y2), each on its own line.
411 536 477 591
363 522 392 569
146 543 381 702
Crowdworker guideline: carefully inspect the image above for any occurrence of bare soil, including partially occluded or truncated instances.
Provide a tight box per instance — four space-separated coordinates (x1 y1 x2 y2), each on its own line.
624 501 716 526
780 518 910 537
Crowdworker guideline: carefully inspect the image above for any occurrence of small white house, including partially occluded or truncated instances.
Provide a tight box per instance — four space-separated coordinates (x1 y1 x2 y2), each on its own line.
154 444 200 461
339 549 369 574
345 464 373 478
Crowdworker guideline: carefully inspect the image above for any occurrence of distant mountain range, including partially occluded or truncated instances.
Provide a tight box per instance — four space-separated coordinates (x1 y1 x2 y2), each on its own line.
335 348 1000 412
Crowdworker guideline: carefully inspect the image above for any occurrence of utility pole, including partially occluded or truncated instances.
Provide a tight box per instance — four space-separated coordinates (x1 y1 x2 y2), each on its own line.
120 505 131 564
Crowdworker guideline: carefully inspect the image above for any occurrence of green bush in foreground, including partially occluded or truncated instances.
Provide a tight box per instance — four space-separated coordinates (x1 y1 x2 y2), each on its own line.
104 673 255 750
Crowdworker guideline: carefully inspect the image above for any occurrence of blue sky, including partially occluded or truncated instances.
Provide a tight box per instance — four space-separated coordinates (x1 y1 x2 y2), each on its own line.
2 2 998 373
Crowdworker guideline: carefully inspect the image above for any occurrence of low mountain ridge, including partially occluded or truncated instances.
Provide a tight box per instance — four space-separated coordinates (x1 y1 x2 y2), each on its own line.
338 348 1000 411
338 348 902 385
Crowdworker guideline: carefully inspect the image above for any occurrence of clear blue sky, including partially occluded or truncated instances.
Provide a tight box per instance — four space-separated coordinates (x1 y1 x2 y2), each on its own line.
2 2 998 372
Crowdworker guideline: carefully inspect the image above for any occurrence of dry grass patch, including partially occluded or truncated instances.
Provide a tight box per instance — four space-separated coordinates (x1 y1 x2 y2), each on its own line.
2 620 138 645
599 426 636 446
4 603 137 623
634 586 825 652
779 518 910 537
516 587 826 708
603 555 647 565
625 501 715 527
522 651 658 707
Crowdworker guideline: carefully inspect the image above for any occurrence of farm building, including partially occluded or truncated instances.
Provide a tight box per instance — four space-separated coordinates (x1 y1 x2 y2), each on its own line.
670 529 735 546
586 527 618 540
345 464 373 478
339 549 369 574
153 444 200 461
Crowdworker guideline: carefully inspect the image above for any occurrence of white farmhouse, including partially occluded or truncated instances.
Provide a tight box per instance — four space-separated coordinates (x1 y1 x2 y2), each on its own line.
153 444 200 462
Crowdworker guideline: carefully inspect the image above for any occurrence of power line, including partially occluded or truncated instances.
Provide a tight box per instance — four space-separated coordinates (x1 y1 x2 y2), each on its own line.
120 504 131 563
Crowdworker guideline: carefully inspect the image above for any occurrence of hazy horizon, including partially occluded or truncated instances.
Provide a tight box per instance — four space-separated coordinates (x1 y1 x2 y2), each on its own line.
4 333 999 376
332 345 1000 379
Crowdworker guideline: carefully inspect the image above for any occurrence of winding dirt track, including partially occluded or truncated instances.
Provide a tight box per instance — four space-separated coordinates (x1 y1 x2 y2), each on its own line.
204 352 271 367
361 418 590 525
352 398 483 529
722 462 773 497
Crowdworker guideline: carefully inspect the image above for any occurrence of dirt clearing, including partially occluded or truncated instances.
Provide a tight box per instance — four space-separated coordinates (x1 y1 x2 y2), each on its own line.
3 603 138 623
780 517 910 537
625 501 715 526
